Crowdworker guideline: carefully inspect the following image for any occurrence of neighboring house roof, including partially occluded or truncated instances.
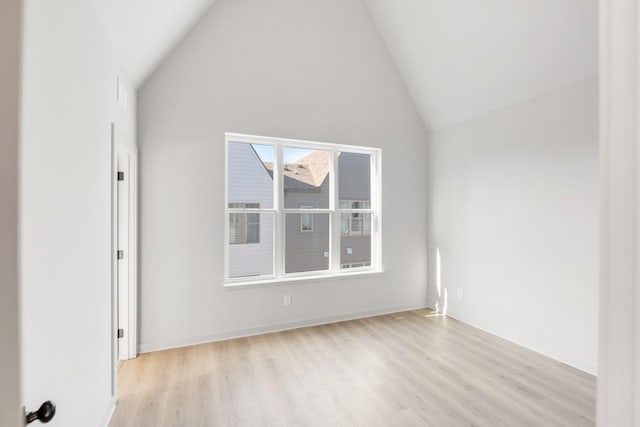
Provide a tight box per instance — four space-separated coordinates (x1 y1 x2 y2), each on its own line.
263 150 330 191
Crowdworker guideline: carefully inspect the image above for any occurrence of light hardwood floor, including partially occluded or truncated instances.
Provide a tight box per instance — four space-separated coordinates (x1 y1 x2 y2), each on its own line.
110 310 595 427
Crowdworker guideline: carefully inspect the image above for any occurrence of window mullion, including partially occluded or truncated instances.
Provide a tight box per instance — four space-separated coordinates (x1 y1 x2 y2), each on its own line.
372 150 381 270
275 144 284 277
330 149 340 273
283 208 331 213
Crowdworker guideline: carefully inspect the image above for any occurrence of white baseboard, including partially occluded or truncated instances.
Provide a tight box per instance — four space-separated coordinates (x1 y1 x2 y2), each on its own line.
139 303 427 354
139 303 596 376
100 397 116 427
442 310 597 376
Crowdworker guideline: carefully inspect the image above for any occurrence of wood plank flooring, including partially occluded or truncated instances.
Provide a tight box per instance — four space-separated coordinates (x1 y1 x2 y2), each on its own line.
110 309 596 427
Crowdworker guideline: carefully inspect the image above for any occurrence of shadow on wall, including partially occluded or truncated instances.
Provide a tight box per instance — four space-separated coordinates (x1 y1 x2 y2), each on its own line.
434 248 448 315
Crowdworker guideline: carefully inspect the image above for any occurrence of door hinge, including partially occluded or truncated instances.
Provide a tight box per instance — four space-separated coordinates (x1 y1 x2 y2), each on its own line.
118 329 124 339
117 171 125 181
117 250 124 260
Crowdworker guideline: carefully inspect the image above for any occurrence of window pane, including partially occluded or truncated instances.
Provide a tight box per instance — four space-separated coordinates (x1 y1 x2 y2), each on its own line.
301 213 313 231
246 223 259 243
229 204 261 244
363 215 372 234
229 212 261 244
247 212 259 224
341 212 371 237
229 213 245 244
285 213 330 273
338 152 370 205
228 213 273 278
351 215 363 234
340 213 371 268
228 142 274 209
283 147 330 209
352 201 371 209
341 215 349 234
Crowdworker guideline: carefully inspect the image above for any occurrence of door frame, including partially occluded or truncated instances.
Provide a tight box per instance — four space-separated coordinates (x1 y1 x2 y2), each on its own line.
0 0 22 424
110 124 117 402
597 0 640 424
111 124 138 405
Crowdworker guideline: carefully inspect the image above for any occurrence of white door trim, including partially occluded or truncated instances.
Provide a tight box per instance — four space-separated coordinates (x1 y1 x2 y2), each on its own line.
110 124 118 399
598 0 640 425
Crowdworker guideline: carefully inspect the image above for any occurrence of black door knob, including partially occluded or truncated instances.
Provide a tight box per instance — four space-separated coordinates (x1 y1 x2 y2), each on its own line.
25 401 56 424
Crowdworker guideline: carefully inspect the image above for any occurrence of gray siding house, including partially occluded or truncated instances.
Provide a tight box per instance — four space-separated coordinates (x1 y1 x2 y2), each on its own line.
229 144 371 276
227 142 274 277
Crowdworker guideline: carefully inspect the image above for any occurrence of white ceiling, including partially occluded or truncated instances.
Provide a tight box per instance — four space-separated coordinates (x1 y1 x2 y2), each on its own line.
90 0 215 87
92 0 598 130
364 0 598 130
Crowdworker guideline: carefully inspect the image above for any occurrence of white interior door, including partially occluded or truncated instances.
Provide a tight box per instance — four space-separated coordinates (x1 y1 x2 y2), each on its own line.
117 152 129 360
115 140 138 361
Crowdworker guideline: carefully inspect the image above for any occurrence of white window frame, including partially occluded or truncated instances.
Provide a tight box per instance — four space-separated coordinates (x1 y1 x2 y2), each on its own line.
300 205 314 232
224 132 382 286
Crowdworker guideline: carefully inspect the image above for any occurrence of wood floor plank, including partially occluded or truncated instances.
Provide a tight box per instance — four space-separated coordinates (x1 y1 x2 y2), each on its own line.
110 310 595 427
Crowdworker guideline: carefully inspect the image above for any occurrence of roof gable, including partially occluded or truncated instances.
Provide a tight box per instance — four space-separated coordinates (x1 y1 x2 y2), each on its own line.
263 150 329 191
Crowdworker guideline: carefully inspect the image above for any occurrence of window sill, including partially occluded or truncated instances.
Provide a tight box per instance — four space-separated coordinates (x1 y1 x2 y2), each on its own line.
223 269 384 289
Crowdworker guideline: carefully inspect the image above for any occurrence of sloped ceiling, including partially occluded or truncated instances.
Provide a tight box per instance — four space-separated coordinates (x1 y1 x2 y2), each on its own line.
364 0 598 130
90 0 216 86
92 0 598 130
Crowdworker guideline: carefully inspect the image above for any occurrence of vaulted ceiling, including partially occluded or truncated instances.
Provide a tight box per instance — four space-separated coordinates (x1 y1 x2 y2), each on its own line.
92 0 598 130
90 0 216 87
364 0 598 130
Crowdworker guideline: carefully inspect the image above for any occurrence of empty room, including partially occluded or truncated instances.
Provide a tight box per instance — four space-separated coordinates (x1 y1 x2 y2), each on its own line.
2 0 639 426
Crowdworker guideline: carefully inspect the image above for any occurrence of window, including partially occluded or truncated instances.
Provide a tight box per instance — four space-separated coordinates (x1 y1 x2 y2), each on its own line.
300 205 314 232
225 133 381 284
340 201 372 236
228 203 260 244
341 262 371 269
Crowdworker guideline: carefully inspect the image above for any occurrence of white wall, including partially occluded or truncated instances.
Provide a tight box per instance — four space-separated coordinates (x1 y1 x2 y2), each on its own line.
0 0 22 425
138 0 429 352
427 77 599 374
20 0 136 425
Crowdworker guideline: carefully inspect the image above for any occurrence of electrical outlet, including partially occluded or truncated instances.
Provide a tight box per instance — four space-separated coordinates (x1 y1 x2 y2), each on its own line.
283 294 291 306
457 288 463 298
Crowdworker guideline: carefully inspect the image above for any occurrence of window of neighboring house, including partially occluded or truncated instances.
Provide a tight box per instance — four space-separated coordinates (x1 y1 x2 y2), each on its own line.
228 203 260 244
300 205 314 232
340 201 372 236
225 133 381 284
341 262 372 269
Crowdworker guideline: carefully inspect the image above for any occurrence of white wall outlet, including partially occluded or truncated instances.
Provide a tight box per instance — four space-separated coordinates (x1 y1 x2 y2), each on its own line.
283 294 291 306
457 288 463 298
